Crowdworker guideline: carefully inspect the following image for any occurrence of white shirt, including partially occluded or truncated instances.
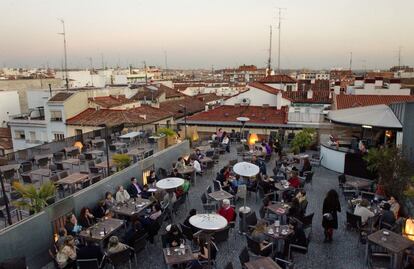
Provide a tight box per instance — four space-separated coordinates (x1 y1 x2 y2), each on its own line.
116 189 130 203
354 205 374 224
222 136 229 145
193 160 202 173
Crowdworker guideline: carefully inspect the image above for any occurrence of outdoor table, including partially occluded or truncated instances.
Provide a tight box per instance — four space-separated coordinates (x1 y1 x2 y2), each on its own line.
163 245 194 267
119 131 142 140
367 229 414 269
33 154 52 161
345 177 373 190
156 177 184 190
111 142 127 149
274 182 293 191
111 198 152 218
0 164 21 172
245 257 282 269
62 158 80 170
95 160 115 176
79 218 124 249
265 224 294 240
177 167 195 175
267 202 291 216
233 162 260 178
190 213 228 231
127 148 146 158
199 157 213 165
196 145 211 152
91 139 105 146
56 172 89 193
86 150 104 156
64 146 78 153
30 168 51 182
208 190 234 202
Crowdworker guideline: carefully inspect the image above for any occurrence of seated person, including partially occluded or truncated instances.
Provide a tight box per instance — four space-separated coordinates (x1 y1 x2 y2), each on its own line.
115 185 130 203
169 168 180 177
104 192 115 208
93 200 108 219
56 235 77 269
354 199 375 225
140 184 152 199
379 203 396 229
288 198 305 221
175 157 186 170
78 207 95 228
217 199 235 223
252 156 266 175
388 196 400 219
139 203 163 243
192 235 218 263
107 236 129 255
127 177 143 198
221 132 230 152
231 174 244 193
184 209 199 233
296 190 308 214
55 228 67 251
259 174 275 194
64 214 82 236
191 157 202 174
251 220 272 251
195 149 205 160
300 158 312 177
146 170 159 185
259 197 271 219
166 224 185 247
288 171 301 189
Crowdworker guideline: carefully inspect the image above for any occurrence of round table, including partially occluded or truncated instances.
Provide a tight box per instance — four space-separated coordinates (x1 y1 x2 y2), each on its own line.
155 177 184 190
233 161 260 177
189 214 228 231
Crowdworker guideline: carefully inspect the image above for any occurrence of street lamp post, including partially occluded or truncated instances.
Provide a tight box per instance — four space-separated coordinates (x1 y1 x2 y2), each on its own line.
0 173 12 225
179 104 187 139
99 124 111 177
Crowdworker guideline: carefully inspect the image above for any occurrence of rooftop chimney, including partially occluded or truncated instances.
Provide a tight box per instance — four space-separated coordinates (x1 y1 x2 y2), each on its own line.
374 77 383 87
276 92 282 110
355 76 364 87
333 82 340 95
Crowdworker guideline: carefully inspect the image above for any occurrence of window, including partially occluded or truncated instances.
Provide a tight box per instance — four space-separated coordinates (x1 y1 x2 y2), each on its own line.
14 130 25 139
54 133 65 141
287 85 293 91
0 149 4 157
29 131 36 141
50 110 63 122
142 165 155 185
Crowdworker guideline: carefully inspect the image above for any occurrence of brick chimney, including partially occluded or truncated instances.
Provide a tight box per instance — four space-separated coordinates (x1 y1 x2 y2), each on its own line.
276 91 282 110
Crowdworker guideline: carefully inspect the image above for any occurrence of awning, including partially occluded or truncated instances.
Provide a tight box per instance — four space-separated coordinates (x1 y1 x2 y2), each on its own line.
328 104 402 129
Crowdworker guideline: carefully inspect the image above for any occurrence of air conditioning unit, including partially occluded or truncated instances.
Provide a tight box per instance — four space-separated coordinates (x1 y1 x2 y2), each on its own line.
241 98 250 105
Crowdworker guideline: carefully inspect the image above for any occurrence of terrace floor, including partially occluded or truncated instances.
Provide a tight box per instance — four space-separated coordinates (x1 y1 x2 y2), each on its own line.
42 144 366 269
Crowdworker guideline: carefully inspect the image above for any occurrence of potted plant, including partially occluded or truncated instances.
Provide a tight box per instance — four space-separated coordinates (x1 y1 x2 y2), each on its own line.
364 147 411 199
290 128 316 154
12 181 56 214
157 127 177 148
112 154 131 171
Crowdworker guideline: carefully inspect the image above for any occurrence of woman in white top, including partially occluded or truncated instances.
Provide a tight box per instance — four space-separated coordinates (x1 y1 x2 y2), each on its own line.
192 158 202 173
115 185 130 203
354 199 374 225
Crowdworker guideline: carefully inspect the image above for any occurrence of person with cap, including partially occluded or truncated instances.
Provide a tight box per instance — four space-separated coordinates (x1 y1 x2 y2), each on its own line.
217 199 235 223
107 236 129 255
354 199 375 225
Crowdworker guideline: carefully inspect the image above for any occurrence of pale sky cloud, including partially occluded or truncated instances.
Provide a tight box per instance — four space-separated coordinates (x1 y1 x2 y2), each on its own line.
0 0 413 69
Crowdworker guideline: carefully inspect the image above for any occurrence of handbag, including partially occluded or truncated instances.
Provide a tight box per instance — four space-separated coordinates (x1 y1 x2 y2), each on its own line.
323 213 333 221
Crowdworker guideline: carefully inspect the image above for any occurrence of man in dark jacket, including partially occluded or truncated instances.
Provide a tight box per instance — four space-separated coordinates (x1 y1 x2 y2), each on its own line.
127 177 142 198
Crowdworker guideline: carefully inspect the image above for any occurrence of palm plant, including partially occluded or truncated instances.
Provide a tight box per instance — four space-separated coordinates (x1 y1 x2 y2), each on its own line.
112 153 131 171
290 128 316 154
12 181 56 214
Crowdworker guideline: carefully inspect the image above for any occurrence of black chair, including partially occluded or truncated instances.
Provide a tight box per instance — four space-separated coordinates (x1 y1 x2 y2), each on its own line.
107 247 136 269
302 213 314 231
19 162 32 173
246 235 272 257
21 174 37 184
90 167 101 174
288 228 311 261
55 162 65 171
239 247 250 269
304 171 314 185
180 223 194 242
91 175 102 184
58 170 69 179
2 169 15 181
245 211 258 229
53 152 64 162
224 262 234 269
361 191 375 201
77 258 102 269
212 226 230 244
161 233 169 248
346 211 362 231
132 233 148 253
37 158 49 168
206 185 213 194
0 197 18 226
109 145 117 151
201 193 215 213
0 256 26 269
213 180 222 191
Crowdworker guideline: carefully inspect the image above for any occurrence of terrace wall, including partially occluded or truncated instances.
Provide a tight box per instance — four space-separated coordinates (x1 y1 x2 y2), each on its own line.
0 140 190 269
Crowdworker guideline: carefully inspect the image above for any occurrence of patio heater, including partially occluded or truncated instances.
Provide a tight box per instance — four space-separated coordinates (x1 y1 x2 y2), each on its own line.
0 173 12 225
99 124 111 177
236 117 250 141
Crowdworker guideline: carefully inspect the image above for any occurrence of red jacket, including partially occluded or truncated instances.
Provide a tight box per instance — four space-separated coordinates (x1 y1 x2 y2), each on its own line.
218 206 235 223
288 176 300 188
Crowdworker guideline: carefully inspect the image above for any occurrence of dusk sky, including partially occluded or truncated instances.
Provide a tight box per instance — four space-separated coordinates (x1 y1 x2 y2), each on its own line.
1 0 413 70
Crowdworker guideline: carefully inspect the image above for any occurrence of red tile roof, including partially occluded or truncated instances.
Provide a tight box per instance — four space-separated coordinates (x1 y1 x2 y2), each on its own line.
159 96 209 119
186 105 288 125
0 127 12 150
259 74 296 83
131 84 184 100
282 91 331 104
335 95 414 110
88 95 136 108
66 106 173 127
48 92 74 102
248 82 280 95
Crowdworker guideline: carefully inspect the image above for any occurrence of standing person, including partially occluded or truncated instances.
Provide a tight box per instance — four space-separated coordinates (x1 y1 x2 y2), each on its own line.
221 132 230 152
322 189 341 243
216 128 224 141
146 170 159 185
